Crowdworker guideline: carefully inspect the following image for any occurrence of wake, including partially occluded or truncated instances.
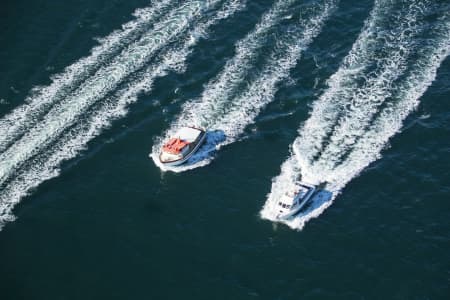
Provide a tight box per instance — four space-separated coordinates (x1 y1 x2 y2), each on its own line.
0 0 176 153
0 0 245 230
261 0 450 230
151 0 337 172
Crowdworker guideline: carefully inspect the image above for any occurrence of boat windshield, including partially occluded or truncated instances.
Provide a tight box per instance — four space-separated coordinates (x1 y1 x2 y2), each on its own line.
278 202 291 209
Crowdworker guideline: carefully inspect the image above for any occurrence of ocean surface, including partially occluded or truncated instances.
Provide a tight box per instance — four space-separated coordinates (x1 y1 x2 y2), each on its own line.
0 0 449 299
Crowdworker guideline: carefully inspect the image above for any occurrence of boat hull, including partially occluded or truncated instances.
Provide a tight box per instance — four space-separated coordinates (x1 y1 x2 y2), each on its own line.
159 130 206 166
276 182 316 220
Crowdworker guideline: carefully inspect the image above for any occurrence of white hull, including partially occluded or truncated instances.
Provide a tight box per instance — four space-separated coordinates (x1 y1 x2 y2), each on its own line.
276 182 316 220
159 130 206 167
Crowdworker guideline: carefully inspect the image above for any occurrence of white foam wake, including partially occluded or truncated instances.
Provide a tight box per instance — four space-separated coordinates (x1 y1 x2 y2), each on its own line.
261 0 450 230
0 0 176 153
152 0 337 172
0 0 245 230
0 0 214 187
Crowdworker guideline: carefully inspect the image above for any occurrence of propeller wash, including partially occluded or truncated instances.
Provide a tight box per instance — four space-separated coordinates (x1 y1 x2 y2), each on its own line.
261 0 450 230
151 0 337 172
0 0 246 230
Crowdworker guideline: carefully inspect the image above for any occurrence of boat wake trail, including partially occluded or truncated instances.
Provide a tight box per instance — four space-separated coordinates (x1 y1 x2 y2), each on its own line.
0 0 176 153
152 0 337 172
261 0 450 230
0 0 245 230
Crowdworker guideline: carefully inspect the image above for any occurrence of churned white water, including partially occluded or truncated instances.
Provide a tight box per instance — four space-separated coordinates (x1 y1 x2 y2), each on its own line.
261 0 450 230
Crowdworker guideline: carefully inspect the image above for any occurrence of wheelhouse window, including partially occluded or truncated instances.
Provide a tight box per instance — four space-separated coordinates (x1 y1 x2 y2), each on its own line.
278 202 292 209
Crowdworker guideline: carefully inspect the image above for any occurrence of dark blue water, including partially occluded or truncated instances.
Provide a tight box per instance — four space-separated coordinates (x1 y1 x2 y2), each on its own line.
0 0 449 299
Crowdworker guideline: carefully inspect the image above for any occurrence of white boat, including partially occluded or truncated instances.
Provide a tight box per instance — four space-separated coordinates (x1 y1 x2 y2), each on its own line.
159 126 206 166
276 182 316 219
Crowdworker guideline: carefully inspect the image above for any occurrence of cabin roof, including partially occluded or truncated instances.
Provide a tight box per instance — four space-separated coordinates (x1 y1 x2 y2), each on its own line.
175 127 202 143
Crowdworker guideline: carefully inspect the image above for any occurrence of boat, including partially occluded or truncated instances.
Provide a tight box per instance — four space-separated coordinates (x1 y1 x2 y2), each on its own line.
276 182 316 219
159 126 206 166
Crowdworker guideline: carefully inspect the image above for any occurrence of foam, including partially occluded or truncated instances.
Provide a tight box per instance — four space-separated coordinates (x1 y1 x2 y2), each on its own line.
152 0 337 172
0 0 212 187
0 0 245 230
261 0 450 230
0 0 176 153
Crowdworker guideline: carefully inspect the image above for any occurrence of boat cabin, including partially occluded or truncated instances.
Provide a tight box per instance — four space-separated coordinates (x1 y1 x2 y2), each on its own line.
159 127 205 164
276 183 316 219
